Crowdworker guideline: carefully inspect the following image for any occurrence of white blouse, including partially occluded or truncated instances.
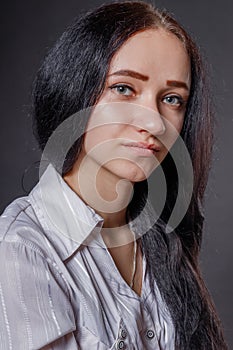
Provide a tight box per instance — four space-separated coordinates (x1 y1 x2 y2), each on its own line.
0 164 175 349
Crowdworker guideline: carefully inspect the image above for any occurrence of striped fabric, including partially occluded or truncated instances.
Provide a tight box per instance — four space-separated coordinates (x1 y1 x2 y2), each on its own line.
0 164 175 349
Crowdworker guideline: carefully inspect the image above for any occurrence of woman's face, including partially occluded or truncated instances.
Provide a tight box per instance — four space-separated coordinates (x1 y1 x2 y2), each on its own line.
79 28 191 183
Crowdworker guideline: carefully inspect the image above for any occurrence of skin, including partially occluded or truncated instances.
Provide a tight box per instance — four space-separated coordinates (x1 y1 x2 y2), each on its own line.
64 28 191 295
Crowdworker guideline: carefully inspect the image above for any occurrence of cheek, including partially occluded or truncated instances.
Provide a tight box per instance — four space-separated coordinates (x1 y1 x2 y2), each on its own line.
84 129 103 152
83 124 124 153
163 109 185 130
174 117 185 134
160 114 185 150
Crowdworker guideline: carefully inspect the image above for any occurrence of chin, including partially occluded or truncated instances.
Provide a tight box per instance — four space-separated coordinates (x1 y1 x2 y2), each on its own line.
109 163 154 183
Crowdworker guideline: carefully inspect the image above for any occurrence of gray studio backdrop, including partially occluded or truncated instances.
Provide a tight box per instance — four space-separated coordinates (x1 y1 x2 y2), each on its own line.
1 0 232 347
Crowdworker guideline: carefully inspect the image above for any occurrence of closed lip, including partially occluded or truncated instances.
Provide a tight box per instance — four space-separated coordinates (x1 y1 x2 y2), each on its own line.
122 141 161 152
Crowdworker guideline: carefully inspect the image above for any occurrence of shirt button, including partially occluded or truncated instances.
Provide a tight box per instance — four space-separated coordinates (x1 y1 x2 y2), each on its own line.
116 339 126 349
120 329 127 339
146 329 155 340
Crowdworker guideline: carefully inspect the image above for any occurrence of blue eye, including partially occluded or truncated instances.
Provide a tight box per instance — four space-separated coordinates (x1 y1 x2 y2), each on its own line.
163 95 184 106
110 84 134 96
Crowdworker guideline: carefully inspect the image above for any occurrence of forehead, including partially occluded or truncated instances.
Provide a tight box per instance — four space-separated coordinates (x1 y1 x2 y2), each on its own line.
109 28 191 86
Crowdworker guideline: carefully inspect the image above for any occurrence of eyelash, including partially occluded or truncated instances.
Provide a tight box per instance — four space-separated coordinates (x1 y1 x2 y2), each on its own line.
162 95 185 107
109 84 186 107
110 84 135 96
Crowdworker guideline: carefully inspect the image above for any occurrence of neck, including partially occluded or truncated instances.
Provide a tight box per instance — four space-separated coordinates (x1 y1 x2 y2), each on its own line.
63 156 134 232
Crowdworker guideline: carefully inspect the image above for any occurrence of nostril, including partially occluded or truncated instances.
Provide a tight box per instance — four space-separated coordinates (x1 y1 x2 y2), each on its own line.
153 115 166 136
132 104 166 137
158 122 166 135
138 119 166 135
145 119 166 136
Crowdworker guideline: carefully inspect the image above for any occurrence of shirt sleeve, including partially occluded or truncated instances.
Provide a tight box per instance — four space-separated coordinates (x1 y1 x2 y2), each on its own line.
0 240 78 350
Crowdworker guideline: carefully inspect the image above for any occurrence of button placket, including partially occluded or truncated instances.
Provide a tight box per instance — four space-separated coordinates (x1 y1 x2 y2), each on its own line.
115 320 128 349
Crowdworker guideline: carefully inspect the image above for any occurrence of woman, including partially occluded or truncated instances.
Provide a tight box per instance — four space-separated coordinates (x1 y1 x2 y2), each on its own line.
0 1 228 349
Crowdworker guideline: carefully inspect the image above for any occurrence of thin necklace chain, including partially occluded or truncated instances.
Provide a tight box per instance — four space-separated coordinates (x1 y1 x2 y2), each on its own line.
130 233 137 289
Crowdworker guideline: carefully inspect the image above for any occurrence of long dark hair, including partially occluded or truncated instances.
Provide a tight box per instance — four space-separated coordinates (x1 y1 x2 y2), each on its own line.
32 1 227 348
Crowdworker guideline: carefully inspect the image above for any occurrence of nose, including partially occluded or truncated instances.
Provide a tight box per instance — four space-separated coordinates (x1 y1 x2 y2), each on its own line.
133 98 166 137
139 112 166 137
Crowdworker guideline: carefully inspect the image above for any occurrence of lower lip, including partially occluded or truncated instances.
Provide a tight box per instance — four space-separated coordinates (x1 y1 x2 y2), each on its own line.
123 145 157 157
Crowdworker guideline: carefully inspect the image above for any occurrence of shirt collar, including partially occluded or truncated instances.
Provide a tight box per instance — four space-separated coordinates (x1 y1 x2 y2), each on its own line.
29 163 105 261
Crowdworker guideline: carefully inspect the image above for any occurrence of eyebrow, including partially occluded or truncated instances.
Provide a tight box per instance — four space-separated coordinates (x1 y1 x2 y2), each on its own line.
167 80 189 91
108 70 189 90
109 70 149 81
